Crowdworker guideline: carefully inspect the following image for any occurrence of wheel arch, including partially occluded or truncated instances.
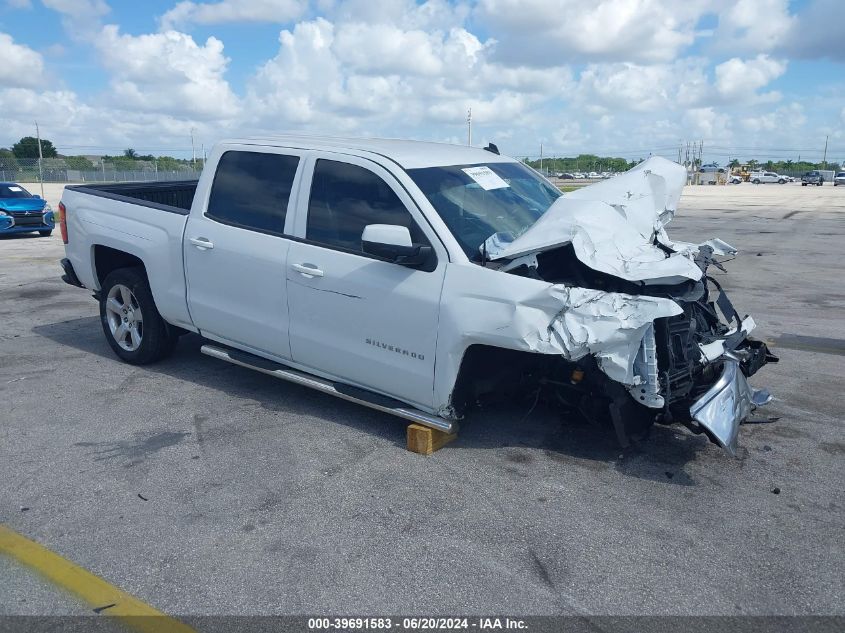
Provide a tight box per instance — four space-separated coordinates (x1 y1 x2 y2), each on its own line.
92 244 147 289
448 343 574 415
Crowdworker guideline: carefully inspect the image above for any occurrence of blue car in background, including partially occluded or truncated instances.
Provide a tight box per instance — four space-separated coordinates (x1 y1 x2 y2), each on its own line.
0 182 55 237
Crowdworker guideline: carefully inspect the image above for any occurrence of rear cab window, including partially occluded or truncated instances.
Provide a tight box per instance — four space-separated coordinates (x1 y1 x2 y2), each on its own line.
206 150 300 236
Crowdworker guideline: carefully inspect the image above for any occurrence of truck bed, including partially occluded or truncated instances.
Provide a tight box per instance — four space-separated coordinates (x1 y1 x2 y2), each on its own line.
64 180 198 214
61 179 197 331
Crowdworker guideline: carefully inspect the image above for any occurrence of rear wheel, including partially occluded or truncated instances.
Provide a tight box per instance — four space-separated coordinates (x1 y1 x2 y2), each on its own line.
99 267 177 364
38 230 52 237
753 179 761 184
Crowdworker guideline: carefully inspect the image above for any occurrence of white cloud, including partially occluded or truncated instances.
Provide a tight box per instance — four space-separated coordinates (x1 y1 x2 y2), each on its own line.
574 59 711 113
682 107 729 142
0 33 44 88
0 88 97 148
333 23 451 76
714 0 794 52
714 55 787 103
3 0 843 163
742 102 806 134
782 0 845 60
94 25 240 120
245 16 565 135
160 0 306 30
329 0 472 31
5 0 33 8
41 0 109 35
476 0 708 65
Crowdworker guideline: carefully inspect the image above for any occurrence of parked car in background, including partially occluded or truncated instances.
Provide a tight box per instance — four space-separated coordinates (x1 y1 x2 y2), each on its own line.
833 172 845 186
750 171 786 184
0 182 55 237
801 171 824 186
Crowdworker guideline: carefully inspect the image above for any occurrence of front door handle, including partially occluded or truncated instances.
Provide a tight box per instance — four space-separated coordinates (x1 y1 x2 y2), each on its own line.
189 237 214 250
292 263 324 278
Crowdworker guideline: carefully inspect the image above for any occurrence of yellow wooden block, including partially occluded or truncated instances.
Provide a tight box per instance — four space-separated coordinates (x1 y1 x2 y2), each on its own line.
406 423 457 455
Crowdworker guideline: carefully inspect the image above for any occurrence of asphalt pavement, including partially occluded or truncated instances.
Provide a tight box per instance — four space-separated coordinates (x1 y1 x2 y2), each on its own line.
1 183 843 617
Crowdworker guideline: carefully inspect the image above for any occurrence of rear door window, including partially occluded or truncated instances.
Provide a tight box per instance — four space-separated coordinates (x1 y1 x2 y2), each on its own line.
305 159 428 253
206 151 299 236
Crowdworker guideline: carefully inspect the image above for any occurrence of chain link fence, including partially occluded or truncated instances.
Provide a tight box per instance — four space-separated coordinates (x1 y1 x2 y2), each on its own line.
0 157 202 183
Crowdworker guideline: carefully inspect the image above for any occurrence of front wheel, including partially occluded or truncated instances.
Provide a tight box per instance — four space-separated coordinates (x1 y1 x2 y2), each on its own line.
778 179 785 184
99 267 177 364
38 230 52 237
753 179 761 184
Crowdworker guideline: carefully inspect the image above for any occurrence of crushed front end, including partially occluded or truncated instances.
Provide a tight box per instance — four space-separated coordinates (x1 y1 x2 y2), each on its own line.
478 156 779 455
636 269 778 454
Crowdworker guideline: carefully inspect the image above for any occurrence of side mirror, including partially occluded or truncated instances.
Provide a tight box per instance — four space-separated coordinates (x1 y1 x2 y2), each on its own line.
362 224 432 268
33 195 42 199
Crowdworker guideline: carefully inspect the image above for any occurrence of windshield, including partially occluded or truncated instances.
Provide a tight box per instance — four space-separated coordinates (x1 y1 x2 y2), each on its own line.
407 162 561 259
0 184 33 199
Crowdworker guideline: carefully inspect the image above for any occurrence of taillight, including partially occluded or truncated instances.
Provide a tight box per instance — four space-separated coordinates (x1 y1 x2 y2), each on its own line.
58 201 68 244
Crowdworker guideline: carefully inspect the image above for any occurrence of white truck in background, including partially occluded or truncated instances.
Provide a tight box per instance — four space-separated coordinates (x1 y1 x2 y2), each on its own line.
59 136 777 455
749 171 787 184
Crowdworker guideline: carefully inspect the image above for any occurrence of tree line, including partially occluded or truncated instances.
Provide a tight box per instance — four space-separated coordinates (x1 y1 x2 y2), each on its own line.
0 137 202 172
1 136 839 175
726 158 841 173
524 155 635 174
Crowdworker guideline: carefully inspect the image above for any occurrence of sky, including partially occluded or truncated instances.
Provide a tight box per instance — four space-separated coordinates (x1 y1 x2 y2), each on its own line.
0 0 843 163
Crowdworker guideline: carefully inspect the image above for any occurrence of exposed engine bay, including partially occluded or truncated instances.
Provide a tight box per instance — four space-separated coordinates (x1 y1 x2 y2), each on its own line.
453 157 778 455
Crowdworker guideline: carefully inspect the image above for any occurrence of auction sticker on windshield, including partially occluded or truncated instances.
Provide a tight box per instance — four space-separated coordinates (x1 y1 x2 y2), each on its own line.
462 166 509 191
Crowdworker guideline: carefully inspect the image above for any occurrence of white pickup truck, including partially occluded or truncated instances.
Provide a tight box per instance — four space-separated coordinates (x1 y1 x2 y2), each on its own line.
59 136 777 455
750 171 787 184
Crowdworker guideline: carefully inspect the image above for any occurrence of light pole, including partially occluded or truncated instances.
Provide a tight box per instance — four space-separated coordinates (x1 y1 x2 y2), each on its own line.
822 135 828 169
191 127 196 169
35 121 44 198
466 108 472 146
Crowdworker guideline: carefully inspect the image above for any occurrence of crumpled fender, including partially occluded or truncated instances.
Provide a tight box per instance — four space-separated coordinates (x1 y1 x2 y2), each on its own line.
433 264 682 411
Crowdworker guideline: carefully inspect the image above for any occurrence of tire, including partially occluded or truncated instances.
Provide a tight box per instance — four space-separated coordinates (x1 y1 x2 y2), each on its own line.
753 179 761 184
38 230 52 237
99 267 177 365
778 179 785 184
802 182 807 186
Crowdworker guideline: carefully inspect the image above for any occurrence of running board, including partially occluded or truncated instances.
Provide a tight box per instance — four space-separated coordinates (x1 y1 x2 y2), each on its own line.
200 344 457 434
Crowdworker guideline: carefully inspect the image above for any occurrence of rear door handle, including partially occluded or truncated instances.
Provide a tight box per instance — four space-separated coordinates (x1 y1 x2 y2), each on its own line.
189 237 214 250
292 263 324 278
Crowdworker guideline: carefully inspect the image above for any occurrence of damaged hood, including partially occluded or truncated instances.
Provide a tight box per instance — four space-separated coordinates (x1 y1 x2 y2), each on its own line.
487 157 726 285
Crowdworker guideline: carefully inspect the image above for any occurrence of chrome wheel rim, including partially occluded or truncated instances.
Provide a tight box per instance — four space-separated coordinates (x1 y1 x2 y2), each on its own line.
105 284 143 352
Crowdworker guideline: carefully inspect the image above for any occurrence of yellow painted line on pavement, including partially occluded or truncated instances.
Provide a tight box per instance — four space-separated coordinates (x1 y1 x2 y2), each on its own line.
0 524 196 633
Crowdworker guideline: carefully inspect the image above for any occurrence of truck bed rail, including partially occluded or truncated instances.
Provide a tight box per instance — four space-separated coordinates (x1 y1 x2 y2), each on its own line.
65 180 198 215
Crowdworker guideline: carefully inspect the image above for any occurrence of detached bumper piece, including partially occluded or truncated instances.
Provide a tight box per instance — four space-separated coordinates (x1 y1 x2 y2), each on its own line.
689 354 773 456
